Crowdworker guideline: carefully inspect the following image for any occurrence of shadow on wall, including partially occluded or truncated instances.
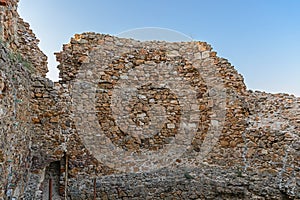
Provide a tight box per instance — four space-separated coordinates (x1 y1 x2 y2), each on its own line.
0 0 7 6
42 161 61 200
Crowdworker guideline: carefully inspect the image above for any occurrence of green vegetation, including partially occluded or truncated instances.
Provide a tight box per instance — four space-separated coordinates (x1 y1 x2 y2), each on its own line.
184 172 195 180
236 167 243 177
8 49 35 73
21 59 35 72
0 38 35 73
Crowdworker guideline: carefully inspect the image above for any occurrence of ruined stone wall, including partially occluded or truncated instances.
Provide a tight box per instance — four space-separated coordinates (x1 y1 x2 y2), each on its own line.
0 41 33 199
0 0 48 77
0 40 59 199
245 91 300 196
51 33 299 199
0 1 299 198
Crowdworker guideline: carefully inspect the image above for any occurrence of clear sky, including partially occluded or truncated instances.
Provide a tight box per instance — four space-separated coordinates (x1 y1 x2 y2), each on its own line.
18 0 299 96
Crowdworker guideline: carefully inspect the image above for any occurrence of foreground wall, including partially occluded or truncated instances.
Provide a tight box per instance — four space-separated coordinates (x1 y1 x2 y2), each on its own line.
52 33 299 199
0 40 33 199
0 1 52 199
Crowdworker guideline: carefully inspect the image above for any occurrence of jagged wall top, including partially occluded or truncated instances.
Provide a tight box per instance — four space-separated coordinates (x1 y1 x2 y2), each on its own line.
0 1 299 198
51 32 300 198
0 0 48 77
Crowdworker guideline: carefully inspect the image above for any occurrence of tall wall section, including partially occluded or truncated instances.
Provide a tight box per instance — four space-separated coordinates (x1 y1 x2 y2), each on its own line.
0 39 33 199
0 0 55 199
0 0 48 77
51 33 299 199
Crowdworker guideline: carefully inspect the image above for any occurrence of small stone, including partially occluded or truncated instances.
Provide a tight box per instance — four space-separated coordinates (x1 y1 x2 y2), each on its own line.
78 56 90 63
220 140 229 147
137 113 146 118
201 51 210 59
167 124 175 129
194 52 202 59
35 93 43 98
120 75 128 80
261 149 268 155
50 116 59 123
166 50 180 57
230 141 237 148
32 117 40 123
134 60 144 65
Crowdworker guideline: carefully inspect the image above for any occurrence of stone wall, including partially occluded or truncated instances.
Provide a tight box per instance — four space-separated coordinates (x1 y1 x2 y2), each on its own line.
0 1 299 199
0 0 48 77
0 1 53 198
0 41 32 199
51 33 299 199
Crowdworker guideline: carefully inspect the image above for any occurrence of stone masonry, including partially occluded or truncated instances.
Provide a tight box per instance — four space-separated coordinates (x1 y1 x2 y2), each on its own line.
0 0 299 199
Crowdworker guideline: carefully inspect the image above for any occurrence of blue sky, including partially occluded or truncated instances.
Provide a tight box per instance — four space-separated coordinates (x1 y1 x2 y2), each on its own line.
18 0 299 96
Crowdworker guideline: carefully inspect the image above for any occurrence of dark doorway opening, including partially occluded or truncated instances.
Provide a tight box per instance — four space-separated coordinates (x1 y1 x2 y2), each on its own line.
42 161 61 200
